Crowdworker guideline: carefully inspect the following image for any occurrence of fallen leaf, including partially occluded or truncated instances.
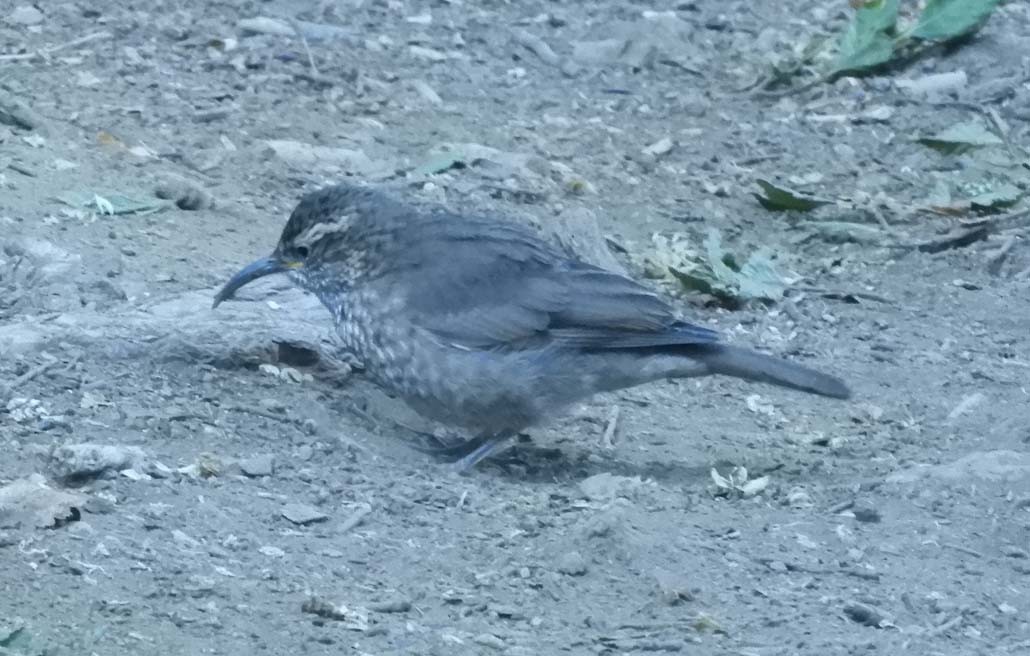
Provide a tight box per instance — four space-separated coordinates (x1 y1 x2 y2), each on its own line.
56 189 169 215
968 183 1022 211
660 229 789 306
831 0 899 75
912 0 1002 41
754 179 833 212
917 121 1003 155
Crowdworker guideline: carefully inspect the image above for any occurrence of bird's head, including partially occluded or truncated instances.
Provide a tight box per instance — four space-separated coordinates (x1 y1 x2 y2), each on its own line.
212 184 376 308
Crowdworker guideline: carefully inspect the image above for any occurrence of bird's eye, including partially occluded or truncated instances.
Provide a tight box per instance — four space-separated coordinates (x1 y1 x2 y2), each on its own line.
295 246 310 259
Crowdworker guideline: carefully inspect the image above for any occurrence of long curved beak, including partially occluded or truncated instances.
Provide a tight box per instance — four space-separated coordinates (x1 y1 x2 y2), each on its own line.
212 256 286 308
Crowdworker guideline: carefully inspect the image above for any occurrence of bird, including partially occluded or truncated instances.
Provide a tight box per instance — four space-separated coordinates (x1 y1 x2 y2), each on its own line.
213 183 850 471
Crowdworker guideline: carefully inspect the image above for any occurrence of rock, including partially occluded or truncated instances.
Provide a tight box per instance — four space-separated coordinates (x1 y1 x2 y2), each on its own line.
410 79 443 106
887 450 1030 485
88 278 128 302
642 137 674 158
7 6 44 26
239 454 275 477
851 504 881 523
155 175 214 210
557 551 588 576
472 633 506 650
263 140 379 175
896 71 967 98
578 472 642 501
4 238 81 281
281 503 328 525
369 598 412 613
571 14 699 68
50 444 148 480
654 568 693 605
238 17 295 37
294 20 356 43
409 45 447 62
0 474 86 529
545 207 627 276
843 601 892 628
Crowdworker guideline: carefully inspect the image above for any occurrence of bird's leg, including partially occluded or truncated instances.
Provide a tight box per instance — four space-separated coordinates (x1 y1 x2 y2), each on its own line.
453 431 517 473
410 432 494 457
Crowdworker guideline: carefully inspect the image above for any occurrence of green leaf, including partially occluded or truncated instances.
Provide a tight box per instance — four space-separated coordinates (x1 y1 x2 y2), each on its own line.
917 121 1004 155
831 0 899 75
666 229 787 305
912 0 1001 41
754 179 833 212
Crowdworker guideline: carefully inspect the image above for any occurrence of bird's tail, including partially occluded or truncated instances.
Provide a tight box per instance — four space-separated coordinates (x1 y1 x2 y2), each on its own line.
688 343 851 399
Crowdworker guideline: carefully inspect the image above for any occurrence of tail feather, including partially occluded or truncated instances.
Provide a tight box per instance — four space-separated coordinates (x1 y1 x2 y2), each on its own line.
689 344 851 399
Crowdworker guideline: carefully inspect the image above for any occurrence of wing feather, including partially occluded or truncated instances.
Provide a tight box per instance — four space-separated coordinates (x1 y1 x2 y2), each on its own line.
377 214 719 350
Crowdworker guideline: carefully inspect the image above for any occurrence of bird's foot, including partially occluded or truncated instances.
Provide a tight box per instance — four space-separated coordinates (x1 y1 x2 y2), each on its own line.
410 432 494 458
452 432 517 474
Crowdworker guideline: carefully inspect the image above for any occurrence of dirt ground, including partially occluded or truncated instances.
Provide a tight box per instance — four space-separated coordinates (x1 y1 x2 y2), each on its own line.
2 1 1030 654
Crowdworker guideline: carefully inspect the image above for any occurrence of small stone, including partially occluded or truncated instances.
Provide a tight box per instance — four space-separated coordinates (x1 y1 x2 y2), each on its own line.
851 504 881 523
409 45 447 62
557 551 588 576
258 398 286 413
281 503 328 525
259 545 285 558
489 604 525 620
472 633 506 650
239 454 274 477
578 472 641 501
7 5 44 25
238 16 295 36
50 444 147 480
369 598 412 613
843 601 891 628
642 137 674 158
172 529 201 548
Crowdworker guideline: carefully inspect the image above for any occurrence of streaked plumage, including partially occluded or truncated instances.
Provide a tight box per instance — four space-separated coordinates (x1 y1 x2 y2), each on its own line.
215 184 850 470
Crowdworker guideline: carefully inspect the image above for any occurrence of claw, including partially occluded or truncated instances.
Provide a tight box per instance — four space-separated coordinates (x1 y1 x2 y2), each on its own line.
452 433 516 474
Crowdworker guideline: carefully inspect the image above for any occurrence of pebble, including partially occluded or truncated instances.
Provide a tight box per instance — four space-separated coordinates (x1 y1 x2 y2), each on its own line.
281 503 328 525
238 17 294 37
6 5 44 26
896 70 967 97
557 551 588 576
843 601 891 628
578 472 641 501
369 598 412 613
851 503 882 523
409 45 447 62
472 633 506 650
50 443 147 480
239 454 274 477
887 451 1030 484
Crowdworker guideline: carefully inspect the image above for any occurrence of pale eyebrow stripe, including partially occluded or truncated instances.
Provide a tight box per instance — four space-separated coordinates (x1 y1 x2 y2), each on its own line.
294 215 352 249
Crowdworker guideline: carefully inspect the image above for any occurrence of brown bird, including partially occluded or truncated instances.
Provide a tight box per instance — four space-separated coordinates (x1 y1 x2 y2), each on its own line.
214 184 850 470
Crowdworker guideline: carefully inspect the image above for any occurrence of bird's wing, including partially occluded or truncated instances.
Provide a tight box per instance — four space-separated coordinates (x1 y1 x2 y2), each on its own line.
384 218 719 350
